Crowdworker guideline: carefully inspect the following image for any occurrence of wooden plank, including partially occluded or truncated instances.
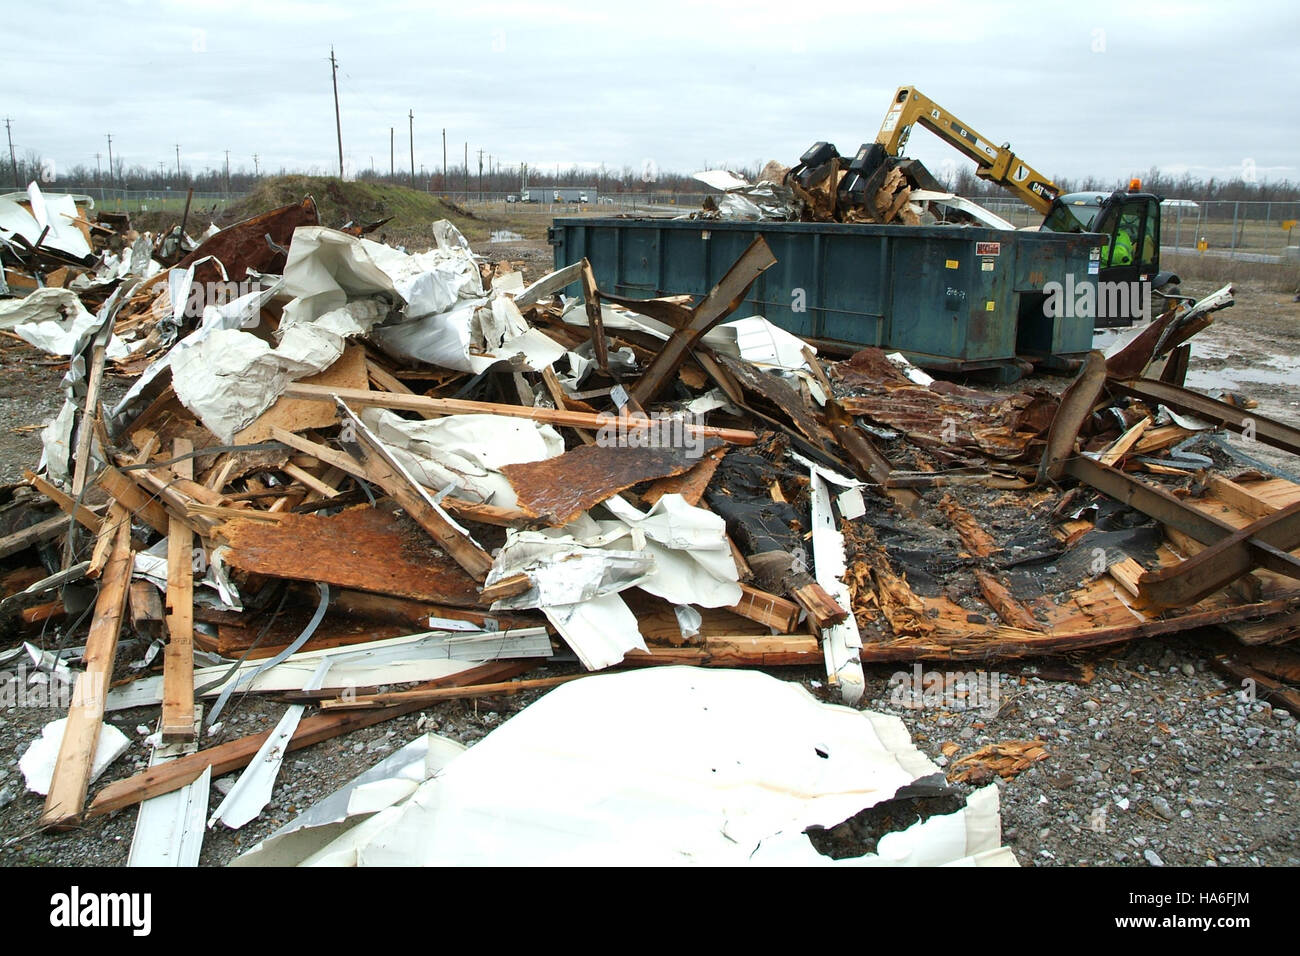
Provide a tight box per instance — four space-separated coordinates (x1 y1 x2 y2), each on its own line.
791 581 849 629
128 579 164 636
727 583 801 633
1099 416 1152 467
69 343 107 498
85 661 533 820
284 382 759 445
1208 475 1279 520
625 633 821 667
0 513 70 560
161 439 196 743
319 673 582 711
40 520 133 829
282 461 340 498
87 502 130 579
94 465 172 536
1106 557 1146 598
24 470 102 533
975 570 1042 630
580 258 609 371
631 236 777 405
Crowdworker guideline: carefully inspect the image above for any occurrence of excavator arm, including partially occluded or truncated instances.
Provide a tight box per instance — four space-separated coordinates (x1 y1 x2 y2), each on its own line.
876 86 1061 214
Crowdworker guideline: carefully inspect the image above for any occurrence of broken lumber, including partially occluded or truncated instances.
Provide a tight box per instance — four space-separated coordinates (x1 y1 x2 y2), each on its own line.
85 661 532 820
40 520 133 829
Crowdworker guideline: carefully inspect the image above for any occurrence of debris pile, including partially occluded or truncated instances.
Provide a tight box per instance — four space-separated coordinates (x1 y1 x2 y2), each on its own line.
2 186 1298 864
692 144 994 226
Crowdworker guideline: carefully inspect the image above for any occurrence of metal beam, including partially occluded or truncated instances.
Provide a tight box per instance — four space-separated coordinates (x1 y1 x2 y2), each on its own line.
1138 501 1300 610
1111 378 1300 457
1064 457 1300 609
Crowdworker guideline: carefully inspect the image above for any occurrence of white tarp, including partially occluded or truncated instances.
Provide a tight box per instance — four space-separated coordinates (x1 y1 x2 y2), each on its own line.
359 408 564 508
26 184 93 259
169 298 385 442
276 667 1016 866
229 733 467 867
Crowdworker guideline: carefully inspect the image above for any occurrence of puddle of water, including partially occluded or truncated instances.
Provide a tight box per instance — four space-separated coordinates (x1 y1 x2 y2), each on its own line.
1185 365 1300 391
490 230 524 243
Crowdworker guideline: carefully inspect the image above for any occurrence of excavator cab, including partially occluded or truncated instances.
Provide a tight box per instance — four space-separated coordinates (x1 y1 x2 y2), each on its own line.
1042 188 1178 327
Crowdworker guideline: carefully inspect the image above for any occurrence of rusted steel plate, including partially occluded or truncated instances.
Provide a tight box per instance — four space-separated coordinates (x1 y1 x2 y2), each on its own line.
502 438 723 526
217 505 482 606
177 197 319 280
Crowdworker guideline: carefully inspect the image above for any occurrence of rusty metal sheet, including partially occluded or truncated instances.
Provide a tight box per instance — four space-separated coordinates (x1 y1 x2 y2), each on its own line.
833 348 1056 463
714 352 825 446
176 197 319 281
217 505 482 606
502 437 723 526
1038 350 1106 483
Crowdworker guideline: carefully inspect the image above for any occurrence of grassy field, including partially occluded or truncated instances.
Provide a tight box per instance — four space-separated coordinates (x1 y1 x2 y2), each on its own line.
1164 252 1299 293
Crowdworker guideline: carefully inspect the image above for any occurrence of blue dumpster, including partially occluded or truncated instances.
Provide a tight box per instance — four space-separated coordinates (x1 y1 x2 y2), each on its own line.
548 217 1101 378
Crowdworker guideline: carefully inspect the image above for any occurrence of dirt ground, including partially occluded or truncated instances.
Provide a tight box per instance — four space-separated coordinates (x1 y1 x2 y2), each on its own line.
0 246 1296 867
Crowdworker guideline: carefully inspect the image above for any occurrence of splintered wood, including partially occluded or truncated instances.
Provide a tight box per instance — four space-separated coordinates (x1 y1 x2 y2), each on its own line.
948 740 1049 785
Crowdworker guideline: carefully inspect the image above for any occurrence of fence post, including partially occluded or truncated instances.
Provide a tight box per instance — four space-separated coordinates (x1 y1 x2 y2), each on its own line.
1231 201 1239 259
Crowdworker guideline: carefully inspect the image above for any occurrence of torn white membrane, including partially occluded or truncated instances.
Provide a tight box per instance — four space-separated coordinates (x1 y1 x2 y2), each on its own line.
230 732 466 867
273 667 1015 866
19 718 130 795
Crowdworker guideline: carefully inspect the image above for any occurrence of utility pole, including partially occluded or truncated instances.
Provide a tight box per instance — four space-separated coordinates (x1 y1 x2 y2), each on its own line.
478 148 484 201
95 152 101 184
253 153 259 177
408 110 415 187
441 128 446 186
463 142 467 198
175 143 181 179
4 118 16 189
106 133 114 189
224 149 230 193
330 46 344 178
390 127 394 178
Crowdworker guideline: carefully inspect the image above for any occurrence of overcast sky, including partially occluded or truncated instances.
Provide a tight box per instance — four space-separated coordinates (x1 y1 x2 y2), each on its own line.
6 0 1298 189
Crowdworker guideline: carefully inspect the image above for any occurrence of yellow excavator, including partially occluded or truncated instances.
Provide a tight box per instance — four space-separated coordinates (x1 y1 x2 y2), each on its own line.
871 86 1180 321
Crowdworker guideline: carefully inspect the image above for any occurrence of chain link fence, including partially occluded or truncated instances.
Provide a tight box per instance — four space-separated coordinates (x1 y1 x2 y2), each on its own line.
979 198 1300 261
1 186 245 216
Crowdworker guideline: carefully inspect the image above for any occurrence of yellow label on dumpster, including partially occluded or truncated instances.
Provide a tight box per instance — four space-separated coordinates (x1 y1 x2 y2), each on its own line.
945 259 959 269
986 301 995 311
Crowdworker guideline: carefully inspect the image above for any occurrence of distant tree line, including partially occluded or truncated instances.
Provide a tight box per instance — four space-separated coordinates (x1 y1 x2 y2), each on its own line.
950 165 1300 203
5 147 1297 203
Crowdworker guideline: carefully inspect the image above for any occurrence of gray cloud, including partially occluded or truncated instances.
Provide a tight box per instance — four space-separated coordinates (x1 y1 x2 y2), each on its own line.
5 0 1297 185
